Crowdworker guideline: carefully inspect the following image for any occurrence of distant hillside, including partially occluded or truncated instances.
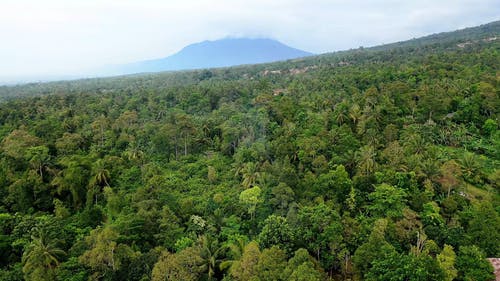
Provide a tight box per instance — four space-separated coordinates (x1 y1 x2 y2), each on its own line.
369 20 500 51
1 20 499 97
110 38 313 75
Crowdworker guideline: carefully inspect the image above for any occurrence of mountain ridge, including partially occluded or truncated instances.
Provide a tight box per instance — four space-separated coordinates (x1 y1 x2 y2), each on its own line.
2 20 499 86
110 38 313 75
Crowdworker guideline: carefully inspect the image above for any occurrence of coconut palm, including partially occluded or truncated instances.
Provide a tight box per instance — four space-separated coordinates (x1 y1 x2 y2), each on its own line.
458 151 481 182
349 103 362 126
355 145 377 176
51 156 91 208
198 235 225 280
220 236 247 273
240 162 261 189
22 229 65 281
92 159 110 187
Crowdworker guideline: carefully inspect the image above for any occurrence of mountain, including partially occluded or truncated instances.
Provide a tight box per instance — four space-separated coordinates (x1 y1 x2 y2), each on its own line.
111 38 313 75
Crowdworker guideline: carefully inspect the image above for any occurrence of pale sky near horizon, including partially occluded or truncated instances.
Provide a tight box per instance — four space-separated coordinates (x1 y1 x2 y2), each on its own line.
0 0 499 79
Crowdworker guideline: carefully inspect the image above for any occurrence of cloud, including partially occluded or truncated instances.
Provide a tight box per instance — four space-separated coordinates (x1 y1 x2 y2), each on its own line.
0 0 498 77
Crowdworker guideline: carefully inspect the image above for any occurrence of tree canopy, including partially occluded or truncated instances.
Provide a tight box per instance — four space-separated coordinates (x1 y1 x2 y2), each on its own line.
0 21 498 281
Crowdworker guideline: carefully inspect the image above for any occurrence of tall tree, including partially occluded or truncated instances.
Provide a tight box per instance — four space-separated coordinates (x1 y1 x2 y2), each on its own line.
284 248 325 281
239 186 262 220
437 244 458 281
353 219 396 279
198 235 225 280
22 229 65 281
255 246 287 281
79 226 135 279
456 246 494 281
258 215 295 255
295 203 343 272
152 248 204 281
230 241 261 281
367 183 407 218
355 145 377 176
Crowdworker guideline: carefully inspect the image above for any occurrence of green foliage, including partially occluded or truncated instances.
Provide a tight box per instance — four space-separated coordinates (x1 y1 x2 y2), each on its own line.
482 118 497 136
466 202 500 257
197 235 225 279
315 164 352 202
229 241 261 281
258 215 294 254
254 246 287 281
269 183 295 216
437 244 457 281
79 226 137 279
368 184 407 218
151 248 204 281
1 129 41 160
0 21 498 281
22 229 65 281
174 237 193 253
353 219 396 278
294 203 343 270
288 262 323 281
365 252 445 281
456 246 494 281
239 186 262 220
284 248 325 280
55 257 88 281
422 202 444 226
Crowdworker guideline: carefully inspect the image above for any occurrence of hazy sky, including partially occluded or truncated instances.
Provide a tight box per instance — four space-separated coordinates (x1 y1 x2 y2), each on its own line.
0 0 498 78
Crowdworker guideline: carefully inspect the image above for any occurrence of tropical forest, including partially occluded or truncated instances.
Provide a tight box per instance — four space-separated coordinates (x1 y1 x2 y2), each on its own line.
0 20 499 281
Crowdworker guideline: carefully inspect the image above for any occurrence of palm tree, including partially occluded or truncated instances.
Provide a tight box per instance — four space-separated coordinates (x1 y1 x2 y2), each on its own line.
349 103 362 126
458 152 481 182
22 229 65 281
51 156 91 208
220 236 246 273
51 170 84 209
355 145 376 176
123 143 144 163
92 159 111 187
240 162 261 189
91 115 109 148
176 112 196 156
27 146 50 178
335 108 348 125
198 235 225 280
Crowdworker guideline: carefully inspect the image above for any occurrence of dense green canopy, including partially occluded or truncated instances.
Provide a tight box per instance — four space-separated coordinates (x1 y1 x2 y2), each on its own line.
0 21 498 281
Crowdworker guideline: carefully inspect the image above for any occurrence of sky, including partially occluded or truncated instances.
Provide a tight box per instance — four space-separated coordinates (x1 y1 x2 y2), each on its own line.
0 0 499 80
